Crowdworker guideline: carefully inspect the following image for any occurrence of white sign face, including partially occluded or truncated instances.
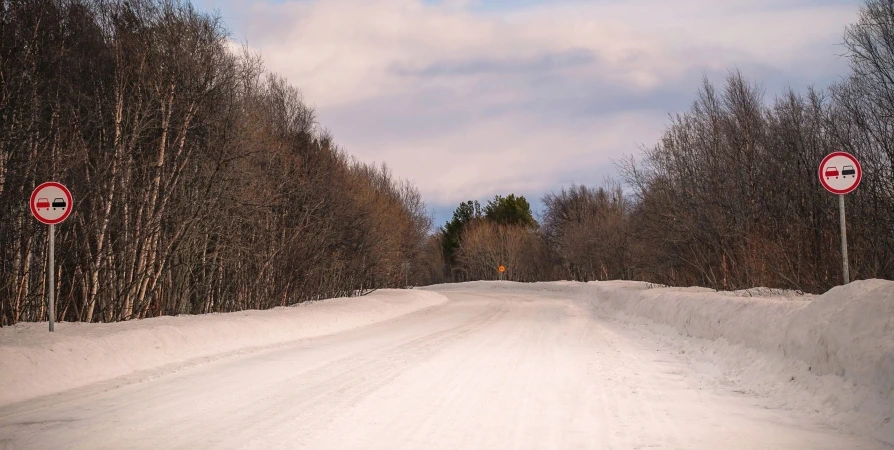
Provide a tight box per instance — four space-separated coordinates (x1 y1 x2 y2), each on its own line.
819 152 862 195
30 182 73 225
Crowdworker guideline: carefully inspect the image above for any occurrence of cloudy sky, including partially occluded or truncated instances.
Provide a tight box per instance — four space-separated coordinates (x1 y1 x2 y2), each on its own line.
194 0 861 226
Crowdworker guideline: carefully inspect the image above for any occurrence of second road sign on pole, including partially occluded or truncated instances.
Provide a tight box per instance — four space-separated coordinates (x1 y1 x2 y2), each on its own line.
818 151 862 285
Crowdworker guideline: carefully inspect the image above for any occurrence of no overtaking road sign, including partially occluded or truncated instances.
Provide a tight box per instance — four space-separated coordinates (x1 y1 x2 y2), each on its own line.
818 151 862 195
818 151 861 286
30 181 73 332
30 182 73 225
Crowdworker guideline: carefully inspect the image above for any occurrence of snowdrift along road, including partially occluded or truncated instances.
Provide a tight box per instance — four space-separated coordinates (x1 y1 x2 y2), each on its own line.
0 290 448 406
598 280 894 411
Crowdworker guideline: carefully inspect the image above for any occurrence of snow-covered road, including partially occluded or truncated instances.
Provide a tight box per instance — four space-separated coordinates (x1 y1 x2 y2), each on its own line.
0 288 885 449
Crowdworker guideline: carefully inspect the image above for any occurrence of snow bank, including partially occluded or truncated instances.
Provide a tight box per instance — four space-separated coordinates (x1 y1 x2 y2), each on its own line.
587 280 894 445
0 289 447 406
586 280 893 401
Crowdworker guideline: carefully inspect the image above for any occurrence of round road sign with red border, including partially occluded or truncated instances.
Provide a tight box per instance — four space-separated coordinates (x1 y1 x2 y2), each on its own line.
30 182 73 225
818 152 862 195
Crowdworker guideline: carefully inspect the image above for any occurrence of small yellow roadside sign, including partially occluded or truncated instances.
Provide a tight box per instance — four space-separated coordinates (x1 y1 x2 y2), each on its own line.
498 265 505 273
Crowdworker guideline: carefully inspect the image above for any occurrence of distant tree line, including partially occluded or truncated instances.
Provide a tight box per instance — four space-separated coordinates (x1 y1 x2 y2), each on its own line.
422 0 894 294
0 0 431 325
419 195 549 283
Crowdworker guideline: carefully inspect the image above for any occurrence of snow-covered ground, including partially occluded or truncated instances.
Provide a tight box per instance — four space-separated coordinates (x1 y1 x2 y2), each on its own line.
0 289 448 406
432 280 894 446
0 281 891 449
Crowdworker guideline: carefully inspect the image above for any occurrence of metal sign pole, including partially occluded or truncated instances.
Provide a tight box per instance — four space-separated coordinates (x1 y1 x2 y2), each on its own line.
839 195 849 284
48 223 55 332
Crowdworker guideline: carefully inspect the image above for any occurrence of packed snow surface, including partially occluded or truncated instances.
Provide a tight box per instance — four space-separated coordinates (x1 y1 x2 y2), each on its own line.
0 281 891 449
439 280 894 445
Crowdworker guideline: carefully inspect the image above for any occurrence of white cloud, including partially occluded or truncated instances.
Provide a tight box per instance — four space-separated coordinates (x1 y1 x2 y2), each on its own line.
203 0 859 215
337 109 668 205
